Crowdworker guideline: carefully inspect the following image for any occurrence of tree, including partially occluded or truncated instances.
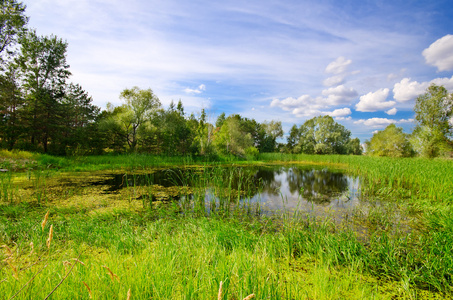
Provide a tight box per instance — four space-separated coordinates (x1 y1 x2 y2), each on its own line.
0 64 23 149
0 1 28 148
259 120 283 152
213 115 253 156
297 115 352 154
192 108 214 155
412 84 453 157
286 124 300 153
16 30 71 152
366 124 413 157
107 87 161 152
215 112 225 128
156 100 192 155
0 0 28 64
58 83 100 154
346 137 362 155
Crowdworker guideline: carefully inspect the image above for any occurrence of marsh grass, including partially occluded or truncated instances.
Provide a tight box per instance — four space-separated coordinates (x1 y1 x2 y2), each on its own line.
1 206 422 299
1 153 453 298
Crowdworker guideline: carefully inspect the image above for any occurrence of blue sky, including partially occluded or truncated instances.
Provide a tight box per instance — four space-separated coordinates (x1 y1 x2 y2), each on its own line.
24 0 453 142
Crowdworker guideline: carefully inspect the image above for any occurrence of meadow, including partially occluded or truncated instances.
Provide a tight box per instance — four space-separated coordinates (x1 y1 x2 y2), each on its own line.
1 151 452 299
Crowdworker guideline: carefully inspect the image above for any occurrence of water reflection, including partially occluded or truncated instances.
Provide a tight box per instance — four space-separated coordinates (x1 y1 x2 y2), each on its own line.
250 167 360 215
92 166 360 214
288 168 349 204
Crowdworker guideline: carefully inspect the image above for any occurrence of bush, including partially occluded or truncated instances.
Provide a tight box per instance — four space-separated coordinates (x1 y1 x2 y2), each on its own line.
245 146 259 160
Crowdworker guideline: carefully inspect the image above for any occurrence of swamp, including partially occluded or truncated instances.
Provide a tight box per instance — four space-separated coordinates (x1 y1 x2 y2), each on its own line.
1 153 453 299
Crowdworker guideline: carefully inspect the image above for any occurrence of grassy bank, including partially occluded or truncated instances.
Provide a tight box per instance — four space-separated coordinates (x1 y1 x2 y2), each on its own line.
1 151 453 298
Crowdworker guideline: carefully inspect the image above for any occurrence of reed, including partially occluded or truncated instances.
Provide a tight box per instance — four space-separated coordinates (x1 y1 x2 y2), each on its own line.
1 153 452 298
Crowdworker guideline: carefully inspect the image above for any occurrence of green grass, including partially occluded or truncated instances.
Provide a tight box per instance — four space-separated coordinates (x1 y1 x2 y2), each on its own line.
2 206 434 299
1 152 453 298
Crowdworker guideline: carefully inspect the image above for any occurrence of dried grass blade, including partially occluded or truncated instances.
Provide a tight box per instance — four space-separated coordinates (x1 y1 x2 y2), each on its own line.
83 281 92 299
41 211 49 231
217 281 223 300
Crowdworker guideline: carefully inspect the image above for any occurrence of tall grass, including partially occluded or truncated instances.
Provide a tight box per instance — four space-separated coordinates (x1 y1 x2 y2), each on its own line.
2 205 427 299
1 153 453 298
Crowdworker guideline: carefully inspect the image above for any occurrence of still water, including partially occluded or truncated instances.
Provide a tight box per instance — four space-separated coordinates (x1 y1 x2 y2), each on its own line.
92 165 362 217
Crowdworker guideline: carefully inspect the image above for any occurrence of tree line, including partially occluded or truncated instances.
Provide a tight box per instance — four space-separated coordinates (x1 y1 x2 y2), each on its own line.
1 1 452 158
366 85 453 158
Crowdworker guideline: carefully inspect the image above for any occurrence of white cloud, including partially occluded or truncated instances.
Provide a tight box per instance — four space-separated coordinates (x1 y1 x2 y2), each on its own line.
323 75 345 86
292 107 323 118
270 94 329 118
398 118 414 123
386 108 397 115
422 34 453 71
355 88 396 112
271 86 357 119
329 107 351 117
184 84 206 94
325 56 352 74
354 118 396 128
335 116 352 121
392 78 429 102
354 117 414 129
393 76 453 102
321 85 358 105
270 95 315 111
431 76 453 90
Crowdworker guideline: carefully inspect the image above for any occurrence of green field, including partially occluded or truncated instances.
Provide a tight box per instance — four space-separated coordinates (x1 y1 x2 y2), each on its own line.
1 152 452 299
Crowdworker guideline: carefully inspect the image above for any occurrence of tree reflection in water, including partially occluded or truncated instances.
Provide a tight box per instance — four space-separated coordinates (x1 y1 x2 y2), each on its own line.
94 165 356 210
286 168 349 204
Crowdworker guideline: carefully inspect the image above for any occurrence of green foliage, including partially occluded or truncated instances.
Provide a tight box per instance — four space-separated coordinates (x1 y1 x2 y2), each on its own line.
412 84 453 157
346 137 363 155
0 0 28 62
292 115 357 155
213 115 253 157
154 101 192 155
366 124 413 157
245 146 259 160
215 112 226 128
15 30 71 153
0 65 23 150
103 87 161 152
259 120 283 152
286 124 300 153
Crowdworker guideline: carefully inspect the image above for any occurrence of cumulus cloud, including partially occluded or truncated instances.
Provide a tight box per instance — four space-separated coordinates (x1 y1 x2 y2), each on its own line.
354 117 414 129
354 118 396 128
292 107 324 118
392 78 428 102
184 84 206 94
325 56 352 74
271 85 357 119
321 85 358 105
335 116 352 121
422 34 453 71
323 75 345 87
270 94 331 118
386 108 397 115
329 108 351 117
355 88 396 112
393 76 453 102
431 76 453 90
270 95 323 113
398 118 414 123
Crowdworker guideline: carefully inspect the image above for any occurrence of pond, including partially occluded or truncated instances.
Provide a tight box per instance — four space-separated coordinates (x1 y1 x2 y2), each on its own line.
88 165 364 219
